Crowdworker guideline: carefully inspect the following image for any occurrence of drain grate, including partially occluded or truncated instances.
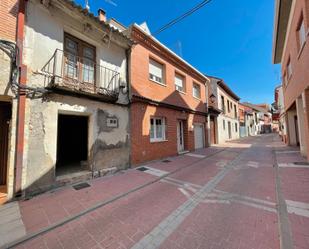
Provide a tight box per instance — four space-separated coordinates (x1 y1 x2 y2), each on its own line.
137 167 149 172
162 159 171 163
73 182 91 190
294 162 309 166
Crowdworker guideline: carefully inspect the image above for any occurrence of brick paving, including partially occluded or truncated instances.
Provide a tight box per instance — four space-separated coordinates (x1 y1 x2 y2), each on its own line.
1 134 309 249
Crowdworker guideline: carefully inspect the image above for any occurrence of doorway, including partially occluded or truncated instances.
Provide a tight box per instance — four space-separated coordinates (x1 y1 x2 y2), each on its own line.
210 117 217 144
294 115 300 146
0 101 11 197
228 121 232 139
177 120 185 152
56 114 89 176
194 124 204 149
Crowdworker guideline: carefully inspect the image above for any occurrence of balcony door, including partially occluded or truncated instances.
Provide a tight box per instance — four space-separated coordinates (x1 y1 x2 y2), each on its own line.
64 33 96 89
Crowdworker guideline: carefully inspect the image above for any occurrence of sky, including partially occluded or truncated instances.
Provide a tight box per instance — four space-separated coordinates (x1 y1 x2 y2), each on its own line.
76 0 281 104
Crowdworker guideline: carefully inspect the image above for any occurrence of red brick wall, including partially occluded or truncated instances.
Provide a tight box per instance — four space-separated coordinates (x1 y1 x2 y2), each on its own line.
130 28 207 114
131 102 207 165
0 0 18 41
282 0 309 110
304 89 309 160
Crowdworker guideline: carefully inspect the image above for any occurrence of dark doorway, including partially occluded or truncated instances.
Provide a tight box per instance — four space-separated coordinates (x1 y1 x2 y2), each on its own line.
0 102 11 187
228 121 232 139
294 115 300 146
56 114 88 176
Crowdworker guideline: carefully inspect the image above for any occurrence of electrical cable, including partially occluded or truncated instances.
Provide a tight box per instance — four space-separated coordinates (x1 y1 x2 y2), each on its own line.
152 0 213 36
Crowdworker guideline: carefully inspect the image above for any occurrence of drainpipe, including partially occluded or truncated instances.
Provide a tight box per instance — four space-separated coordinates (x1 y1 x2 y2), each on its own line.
14 0 27 197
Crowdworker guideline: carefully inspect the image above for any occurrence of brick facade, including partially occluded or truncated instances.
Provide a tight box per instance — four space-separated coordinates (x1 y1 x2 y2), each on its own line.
281 0 309 110
129 25 209 165
0 0 18 42
131 102 207 165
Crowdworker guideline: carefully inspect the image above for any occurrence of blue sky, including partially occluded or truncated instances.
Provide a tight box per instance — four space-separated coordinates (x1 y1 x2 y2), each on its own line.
77 0 281 104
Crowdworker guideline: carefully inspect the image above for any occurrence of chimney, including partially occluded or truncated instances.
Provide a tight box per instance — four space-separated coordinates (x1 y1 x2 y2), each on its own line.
98 8 106 22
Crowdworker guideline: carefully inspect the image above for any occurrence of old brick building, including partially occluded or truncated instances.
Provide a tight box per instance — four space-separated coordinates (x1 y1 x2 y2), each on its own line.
273 0 309 159
0 0 18 204
127 23 209 165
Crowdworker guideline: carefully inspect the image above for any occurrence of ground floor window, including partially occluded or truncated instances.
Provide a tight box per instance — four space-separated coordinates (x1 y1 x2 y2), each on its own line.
150 117 166 142
235 123 238 132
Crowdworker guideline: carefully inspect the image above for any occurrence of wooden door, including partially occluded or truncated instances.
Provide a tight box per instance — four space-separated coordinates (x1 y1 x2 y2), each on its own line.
210 117 217 144
0 102 11 186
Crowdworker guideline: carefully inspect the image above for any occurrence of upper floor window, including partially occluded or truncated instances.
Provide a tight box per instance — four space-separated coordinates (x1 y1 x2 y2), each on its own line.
287 58 292 79
150 117 166 142
234 104 237 118
149 58 164 84
297 15 306 50
64 33 95 84
175 73 185 92
221 96 225 113
227 100 230 112
192 83 201 99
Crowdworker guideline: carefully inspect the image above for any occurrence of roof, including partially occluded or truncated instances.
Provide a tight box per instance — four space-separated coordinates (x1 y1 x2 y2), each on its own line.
54 0 133 45
129 23 210 83
206 75 240 101
242 102 269 113
272 0 293 64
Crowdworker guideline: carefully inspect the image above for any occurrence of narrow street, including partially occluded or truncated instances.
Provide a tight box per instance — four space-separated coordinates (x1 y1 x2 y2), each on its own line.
1 134 308 249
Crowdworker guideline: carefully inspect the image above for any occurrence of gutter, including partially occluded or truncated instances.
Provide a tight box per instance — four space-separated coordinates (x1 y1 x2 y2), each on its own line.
14 0 27 197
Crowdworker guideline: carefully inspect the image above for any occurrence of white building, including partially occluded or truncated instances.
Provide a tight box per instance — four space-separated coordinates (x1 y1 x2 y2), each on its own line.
208 76 240 144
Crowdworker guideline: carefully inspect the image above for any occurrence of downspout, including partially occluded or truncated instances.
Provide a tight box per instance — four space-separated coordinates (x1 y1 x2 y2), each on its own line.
125 46 132 168
14 0 27 197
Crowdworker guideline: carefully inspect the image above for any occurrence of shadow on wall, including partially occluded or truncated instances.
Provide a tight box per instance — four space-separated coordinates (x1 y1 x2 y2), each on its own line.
130 85 208 165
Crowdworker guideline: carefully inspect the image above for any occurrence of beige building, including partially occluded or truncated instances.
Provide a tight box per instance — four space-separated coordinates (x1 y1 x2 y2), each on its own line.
208 76 240 144
1 0 133 200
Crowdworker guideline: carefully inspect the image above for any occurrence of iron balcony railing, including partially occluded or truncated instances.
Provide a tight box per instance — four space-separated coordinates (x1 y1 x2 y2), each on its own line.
42 49 121 101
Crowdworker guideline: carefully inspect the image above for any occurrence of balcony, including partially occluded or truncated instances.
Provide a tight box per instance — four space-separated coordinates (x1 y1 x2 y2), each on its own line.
42 49 122 102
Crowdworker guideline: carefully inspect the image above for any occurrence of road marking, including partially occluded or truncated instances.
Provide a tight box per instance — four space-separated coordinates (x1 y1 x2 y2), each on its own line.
278 163 309 168
275 151 300 154
131 151 246 249
185 153 206 158
286 200 309 218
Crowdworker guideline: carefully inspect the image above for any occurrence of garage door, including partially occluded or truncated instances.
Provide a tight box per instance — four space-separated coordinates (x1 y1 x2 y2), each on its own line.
194 124 204 149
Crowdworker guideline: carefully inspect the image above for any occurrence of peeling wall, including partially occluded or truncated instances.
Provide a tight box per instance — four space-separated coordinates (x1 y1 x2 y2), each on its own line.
25 94 130 195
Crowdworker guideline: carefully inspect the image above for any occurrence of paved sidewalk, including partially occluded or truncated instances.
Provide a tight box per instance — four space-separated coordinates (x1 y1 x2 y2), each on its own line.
0 134 308 249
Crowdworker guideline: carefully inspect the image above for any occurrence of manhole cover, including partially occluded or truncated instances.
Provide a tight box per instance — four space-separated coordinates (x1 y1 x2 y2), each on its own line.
137 167 149 172
294 162 309 166
73 182 91 190
162 160 171 163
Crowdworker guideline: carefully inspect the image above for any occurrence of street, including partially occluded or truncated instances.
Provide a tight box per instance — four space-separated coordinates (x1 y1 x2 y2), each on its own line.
0 134 307 249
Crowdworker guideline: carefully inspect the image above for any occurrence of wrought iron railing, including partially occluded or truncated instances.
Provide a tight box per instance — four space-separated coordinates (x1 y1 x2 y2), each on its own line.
42 49 121 100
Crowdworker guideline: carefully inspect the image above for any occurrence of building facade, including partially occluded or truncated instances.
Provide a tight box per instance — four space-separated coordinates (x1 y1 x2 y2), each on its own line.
1 0 133 199
0 0 19 204
127 23 209 165
239 103 255 137
275 85 288 142
273 0 309 159
208 76 240 144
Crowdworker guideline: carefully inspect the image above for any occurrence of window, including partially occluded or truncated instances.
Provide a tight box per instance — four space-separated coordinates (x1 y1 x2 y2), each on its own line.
223 120 225 130
149 59 164 84
234 104 237 118
192 83 201 98
298 16 306 49
227 100 230 112
221 96 225 113
287 58 292 79
150 117 166 141
235 123 238 132
175 73 185 92
64 33 95 84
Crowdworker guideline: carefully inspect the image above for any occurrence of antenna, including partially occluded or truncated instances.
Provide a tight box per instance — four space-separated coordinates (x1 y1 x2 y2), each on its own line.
85 0 90 11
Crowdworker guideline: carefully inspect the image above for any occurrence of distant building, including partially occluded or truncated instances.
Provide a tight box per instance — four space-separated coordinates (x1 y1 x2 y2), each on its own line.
274 85 288 142
272 0 309 159
208 76 240 144
239 103 255 137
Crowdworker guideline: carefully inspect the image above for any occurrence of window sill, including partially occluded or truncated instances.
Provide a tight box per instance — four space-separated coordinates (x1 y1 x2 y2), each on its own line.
150 139 168 143
149 78 167 87
297 40 306 60
193 96 201 101
176 89 186 95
